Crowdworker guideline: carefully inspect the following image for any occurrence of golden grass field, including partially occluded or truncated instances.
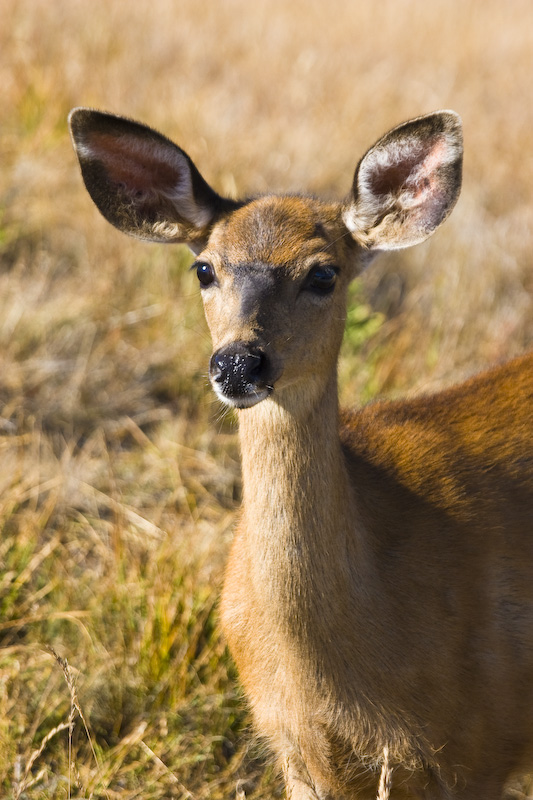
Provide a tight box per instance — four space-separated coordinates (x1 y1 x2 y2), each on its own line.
1 1 533 797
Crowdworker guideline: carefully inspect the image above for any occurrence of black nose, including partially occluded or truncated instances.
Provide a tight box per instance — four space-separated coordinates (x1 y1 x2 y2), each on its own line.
209 343 271 407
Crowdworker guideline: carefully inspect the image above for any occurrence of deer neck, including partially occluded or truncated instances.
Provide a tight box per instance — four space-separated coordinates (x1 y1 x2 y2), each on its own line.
236 374 354 603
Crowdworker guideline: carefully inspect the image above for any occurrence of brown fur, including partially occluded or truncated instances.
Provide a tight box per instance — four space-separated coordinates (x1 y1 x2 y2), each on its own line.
69 107 533 799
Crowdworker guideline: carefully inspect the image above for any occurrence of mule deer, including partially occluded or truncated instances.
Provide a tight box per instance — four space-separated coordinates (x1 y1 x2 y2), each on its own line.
69 108 533 799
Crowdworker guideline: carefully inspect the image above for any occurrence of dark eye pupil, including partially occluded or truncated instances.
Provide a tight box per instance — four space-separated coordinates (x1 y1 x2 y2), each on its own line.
196 262 215 286
308 267 337 293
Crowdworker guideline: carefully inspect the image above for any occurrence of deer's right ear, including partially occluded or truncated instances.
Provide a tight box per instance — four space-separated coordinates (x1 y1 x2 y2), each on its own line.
68 108 238 253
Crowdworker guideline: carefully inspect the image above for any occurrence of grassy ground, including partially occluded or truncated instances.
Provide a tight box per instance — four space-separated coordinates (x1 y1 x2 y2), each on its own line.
1 1 533 797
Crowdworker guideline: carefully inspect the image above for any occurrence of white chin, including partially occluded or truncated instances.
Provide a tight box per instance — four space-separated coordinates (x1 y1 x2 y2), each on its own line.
212 384 271 409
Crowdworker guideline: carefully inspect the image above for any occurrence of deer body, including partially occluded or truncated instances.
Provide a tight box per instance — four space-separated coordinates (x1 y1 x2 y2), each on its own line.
69 108 533 798
225 350 533 799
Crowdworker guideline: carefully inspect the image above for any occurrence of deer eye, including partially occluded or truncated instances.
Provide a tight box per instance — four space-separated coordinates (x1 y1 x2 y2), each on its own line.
195 262 216 287
306 265 338 294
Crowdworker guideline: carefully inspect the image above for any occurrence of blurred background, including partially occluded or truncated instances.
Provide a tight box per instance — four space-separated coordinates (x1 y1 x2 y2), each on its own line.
1 1 532 797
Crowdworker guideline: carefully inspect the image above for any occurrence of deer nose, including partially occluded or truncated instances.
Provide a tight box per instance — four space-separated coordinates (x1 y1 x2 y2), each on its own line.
209 344 271 408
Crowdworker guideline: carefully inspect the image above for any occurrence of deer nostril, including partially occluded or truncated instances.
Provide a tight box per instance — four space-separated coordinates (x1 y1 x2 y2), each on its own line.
211 353 231 383
247 351 266 379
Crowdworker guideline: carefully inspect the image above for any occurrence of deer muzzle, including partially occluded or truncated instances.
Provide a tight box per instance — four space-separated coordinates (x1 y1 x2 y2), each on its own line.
209 343 276 409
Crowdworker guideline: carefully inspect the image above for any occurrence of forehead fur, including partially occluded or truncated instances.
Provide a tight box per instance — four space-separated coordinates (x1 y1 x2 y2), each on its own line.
208 195 341 269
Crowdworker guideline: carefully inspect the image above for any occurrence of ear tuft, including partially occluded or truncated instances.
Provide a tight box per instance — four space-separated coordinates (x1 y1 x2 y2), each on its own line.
343 111 463 251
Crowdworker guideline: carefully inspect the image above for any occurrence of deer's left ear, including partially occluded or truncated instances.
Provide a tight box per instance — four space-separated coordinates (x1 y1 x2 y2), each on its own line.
68 108 239 253
343 111 463 252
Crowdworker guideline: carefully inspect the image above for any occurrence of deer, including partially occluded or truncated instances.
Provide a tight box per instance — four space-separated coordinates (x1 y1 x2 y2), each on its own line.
68 107 533 800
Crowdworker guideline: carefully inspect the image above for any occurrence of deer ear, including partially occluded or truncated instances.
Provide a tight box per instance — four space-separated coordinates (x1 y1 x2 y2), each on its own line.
68 108 239 253
343 111 463 252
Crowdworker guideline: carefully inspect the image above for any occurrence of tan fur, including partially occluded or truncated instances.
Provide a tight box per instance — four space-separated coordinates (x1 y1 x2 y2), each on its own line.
69 107 533 799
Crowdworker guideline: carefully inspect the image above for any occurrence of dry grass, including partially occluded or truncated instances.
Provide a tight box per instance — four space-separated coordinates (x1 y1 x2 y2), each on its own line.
1 1 532 797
